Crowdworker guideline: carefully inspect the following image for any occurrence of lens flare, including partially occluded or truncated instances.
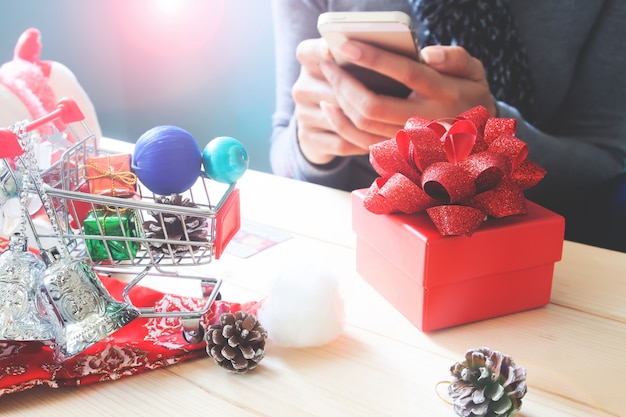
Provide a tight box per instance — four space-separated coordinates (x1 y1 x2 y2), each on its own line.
113 0 225 57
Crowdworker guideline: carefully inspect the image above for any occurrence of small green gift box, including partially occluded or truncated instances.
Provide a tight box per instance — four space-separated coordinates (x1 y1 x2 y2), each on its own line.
83 208 140 261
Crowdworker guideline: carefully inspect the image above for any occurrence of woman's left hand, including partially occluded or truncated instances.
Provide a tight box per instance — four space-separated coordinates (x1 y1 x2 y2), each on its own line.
318 42 497 136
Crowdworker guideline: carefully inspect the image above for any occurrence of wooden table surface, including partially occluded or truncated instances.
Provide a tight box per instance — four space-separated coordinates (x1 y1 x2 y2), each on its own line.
1 164 624 417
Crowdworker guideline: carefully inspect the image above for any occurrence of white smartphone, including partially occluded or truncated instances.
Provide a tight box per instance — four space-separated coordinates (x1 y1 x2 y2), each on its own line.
317 11 420 97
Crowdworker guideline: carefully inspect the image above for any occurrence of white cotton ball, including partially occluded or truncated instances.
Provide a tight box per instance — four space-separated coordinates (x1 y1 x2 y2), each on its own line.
258 263 345 348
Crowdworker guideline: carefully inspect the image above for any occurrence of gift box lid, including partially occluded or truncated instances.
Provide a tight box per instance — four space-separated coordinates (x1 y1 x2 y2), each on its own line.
352 189 565 288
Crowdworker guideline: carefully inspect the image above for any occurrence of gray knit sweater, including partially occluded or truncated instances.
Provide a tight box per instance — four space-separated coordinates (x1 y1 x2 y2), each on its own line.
269 0 626 211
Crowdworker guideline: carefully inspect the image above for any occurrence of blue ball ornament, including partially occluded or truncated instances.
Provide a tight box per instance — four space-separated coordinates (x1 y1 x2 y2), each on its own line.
202 136 249 183
132 125 202 195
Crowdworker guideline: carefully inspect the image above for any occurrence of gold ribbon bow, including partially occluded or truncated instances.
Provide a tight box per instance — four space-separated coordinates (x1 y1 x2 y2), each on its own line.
82 155 137 197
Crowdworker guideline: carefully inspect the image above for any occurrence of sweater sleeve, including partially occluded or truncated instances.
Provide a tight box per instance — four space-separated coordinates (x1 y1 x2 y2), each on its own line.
500 0 626 208
269 0 321 181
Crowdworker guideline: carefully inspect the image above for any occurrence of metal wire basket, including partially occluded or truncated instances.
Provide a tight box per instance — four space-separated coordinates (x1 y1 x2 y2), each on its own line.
2 103 240 269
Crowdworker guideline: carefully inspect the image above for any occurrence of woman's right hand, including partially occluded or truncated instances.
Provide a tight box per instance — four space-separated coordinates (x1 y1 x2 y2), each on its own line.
293 38 391 165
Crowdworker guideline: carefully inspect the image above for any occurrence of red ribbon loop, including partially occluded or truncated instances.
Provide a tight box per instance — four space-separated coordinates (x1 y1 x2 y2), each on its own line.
461 151 511 193
489 134 528 169
442 119 477 165
426 205 486 237
364 174 436 214
397 125 444 175
422 162 476 204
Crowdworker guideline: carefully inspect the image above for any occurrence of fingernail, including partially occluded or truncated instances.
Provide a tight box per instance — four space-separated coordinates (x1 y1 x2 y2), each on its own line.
318 40 330 58
421 46 445 64
338 42 362 60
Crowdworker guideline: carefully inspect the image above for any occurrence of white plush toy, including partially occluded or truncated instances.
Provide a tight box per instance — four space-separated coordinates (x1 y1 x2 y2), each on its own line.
0 27 101 140
0 28 102 240
258 262 345 348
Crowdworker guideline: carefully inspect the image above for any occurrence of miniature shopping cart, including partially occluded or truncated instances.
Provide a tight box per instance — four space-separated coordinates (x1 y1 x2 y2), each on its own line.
0 98 241 344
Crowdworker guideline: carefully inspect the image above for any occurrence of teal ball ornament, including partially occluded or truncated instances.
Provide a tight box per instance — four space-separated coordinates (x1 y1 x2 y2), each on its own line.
202 136 249 183
132 125 202 195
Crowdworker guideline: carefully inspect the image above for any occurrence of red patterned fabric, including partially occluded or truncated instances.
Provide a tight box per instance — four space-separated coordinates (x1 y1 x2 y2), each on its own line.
0 272 260 396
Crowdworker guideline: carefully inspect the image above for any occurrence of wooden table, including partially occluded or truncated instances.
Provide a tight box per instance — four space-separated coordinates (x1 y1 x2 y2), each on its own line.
1 165 624 417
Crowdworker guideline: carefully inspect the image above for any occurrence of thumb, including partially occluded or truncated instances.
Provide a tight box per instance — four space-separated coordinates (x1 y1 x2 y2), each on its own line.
420 45 485 81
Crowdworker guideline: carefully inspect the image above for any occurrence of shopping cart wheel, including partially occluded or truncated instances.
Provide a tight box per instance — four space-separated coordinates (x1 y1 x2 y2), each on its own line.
182 318 205 344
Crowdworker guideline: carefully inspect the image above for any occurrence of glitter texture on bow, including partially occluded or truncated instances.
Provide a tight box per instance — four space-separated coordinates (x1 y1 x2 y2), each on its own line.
363 106 546 236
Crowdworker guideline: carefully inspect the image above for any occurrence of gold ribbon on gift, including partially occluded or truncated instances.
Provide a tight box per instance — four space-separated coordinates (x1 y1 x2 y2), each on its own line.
82 155 137 197
91 206 136 238
99 209 111 237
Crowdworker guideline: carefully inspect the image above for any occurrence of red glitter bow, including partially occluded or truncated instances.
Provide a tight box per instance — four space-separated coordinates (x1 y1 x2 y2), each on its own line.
363 106 546 236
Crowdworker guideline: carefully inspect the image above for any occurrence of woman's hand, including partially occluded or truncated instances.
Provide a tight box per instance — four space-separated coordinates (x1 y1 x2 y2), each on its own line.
322 41 496 121
292 38 496 165
292 38 392 165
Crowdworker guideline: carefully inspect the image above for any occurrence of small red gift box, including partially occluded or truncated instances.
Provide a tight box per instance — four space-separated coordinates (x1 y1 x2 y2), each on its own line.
83 154 137 197
352 189 565 332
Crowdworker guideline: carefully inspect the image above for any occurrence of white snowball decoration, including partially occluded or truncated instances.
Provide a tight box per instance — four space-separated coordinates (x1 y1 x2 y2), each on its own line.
258 263 345 348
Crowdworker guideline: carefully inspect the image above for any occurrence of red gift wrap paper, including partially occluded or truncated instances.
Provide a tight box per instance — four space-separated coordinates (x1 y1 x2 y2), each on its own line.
352 189 565 332
83 153 137 197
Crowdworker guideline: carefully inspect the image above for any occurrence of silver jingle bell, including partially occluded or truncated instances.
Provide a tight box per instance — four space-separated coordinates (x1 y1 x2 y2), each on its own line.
0 233 56 341
41 247 140 362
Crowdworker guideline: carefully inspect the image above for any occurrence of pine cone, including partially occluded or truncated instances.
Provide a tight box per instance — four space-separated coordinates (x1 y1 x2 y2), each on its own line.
205 311 267 374
142 194 209 256
448 347 527 417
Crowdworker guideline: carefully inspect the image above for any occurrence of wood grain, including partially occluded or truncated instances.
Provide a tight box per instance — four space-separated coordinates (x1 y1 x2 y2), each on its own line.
3 153 624 417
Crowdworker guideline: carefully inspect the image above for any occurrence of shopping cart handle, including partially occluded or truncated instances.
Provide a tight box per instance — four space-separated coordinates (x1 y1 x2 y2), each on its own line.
24 97 85 133
0 128 24 158
1 98 85 159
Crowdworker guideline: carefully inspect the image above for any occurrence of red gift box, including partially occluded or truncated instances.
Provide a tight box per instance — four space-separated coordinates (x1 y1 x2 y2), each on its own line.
352 189 565 332
83 153 137 197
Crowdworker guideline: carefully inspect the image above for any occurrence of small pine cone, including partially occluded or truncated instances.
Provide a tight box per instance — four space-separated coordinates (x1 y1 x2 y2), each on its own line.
205 311 267 374
143 194 209 255
448 347 527 417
